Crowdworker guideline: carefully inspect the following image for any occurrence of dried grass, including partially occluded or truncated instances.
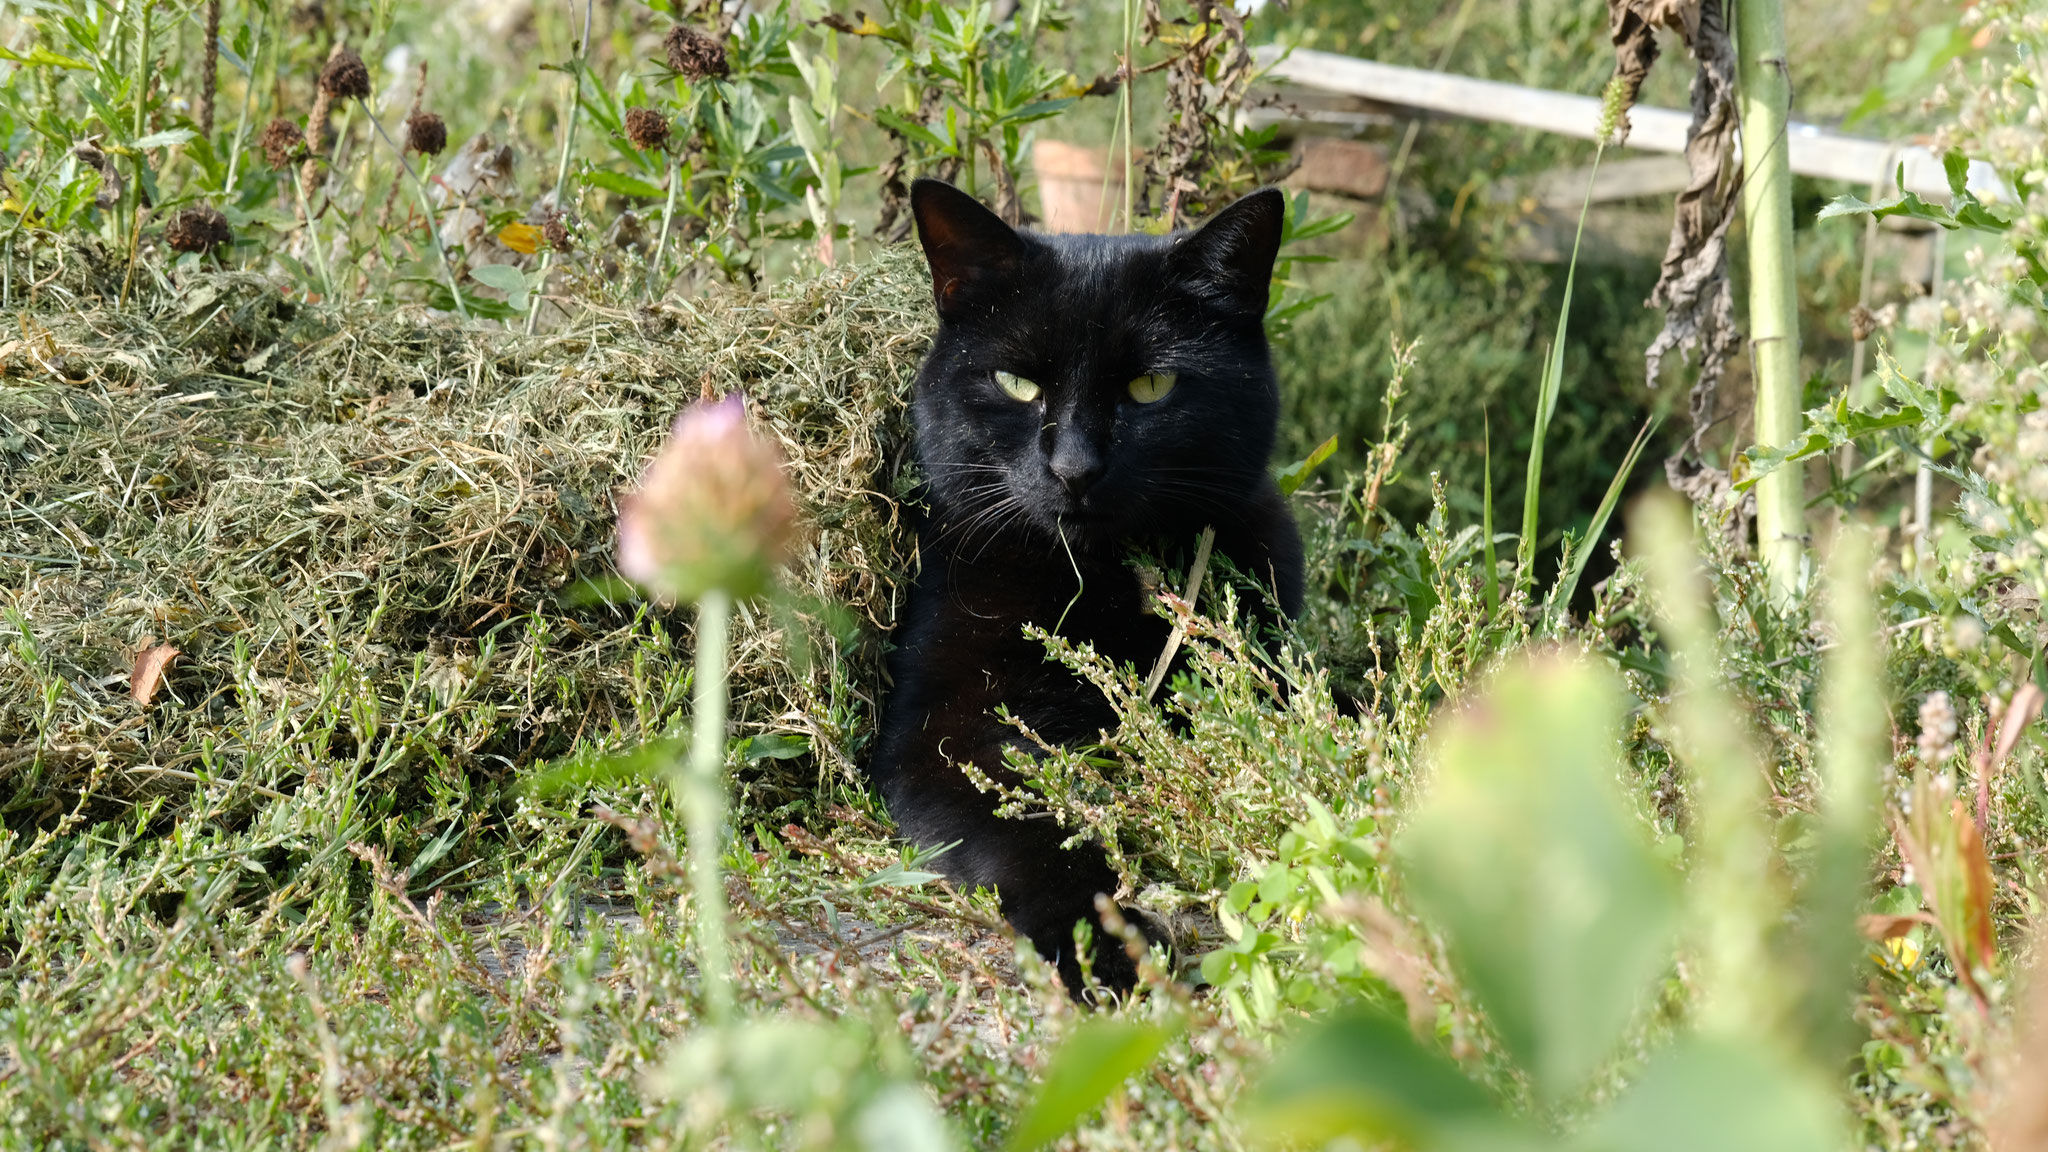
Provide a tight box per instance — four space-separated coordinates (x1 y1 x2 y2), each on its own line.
0 241 933 822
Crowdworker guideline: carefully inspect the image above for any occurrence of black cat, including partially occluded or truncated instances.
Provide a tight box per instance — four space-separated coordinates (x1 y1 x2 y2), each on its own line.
870 179 1304 994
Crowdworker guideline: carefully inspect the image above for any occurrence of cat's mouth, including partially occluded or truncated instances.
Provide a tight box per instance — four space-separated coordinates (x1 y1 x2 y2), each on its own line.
1043 499 1126 547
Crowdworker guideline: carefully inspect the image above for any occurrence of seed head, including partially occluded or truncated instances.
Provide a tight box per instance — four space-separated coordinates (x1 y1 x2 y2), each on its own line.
405 111 448 156
624 106 672 151
664 25 730 82
319 46 372 100
616 394 795 604
1917 690 1958 766
544 213 572 253
165 204 233 253
260 118 306 167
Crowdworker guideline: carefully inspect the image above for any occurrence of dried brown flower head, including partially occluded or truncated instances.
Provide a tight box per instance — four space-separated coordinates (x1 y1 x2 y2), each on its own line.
165 204 233 254
623 106 672 151
260 118 305 167
319 46 372 100
616 394 795 604
543 213 572 253
405 111 448 156
664 25 729 82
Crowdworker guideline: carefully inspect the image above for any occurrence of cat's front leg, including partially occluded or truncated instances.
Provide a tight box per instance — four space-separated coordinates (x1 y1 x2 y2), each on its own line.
873 706 1151 994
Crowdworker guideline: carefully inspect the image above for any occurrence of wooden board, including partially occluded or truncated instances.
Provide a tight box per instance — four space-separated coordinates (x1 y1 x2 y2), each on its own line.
1252 47 2002 201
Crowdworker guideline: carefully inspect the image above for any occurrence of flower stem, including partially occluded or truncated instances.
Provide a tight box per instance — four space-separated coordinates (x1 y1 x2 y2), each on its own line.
649 150 681 299
681 587 734 1023
291 167 335 299
526 0 593 335
362 100 468 320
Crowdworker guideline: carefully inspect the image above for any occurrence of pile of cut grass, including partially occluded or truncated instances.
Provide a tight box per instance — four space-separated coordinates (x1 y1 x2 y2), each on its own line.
0 244 1274 1149
1 242 934 829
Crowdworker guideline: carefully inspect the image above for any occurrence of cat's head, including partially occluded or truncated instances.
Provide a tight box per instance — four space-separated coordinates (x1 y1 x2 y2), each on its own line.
908 179 1285 553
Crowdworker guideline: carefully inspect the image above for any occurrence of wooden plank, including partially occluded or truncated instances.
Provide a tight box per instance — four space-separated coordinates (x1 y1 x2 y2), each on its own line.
1252 47 1997 200
1530 156 1693 206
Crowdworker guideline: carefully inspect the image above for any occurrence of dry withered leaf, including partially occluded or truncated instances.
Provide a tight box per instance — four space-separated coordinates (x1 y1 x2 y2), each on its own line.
1858 912 1934 941
131 638 181 706
1605 1 1702 145
1958 800 1999 974
1607 0 1746 529
1994 683 2046 769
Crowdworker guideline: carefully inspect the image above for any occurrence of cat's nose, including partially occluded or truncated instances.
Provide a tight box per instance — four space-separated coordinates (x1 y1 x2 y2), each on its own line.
1048 439 1104 496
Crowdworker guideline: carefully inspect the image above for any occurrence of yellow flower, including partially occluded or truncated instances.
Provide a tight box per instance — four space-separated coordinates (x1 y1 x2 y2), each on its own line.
1876 934 1922 973
499 221 543 254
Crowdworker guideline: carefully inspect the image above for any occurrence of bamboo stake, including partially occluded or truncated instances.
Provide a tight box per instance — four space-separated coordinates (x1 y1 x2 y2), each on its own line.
1736 0 1806 602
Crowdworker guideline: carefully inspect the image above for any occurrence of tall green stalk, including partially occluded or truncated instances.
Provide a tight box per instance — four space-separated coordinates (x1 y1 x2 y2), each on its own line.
649 151 682 298
1638 496 1780 1039
1515 149 1602 600
1736 0 1806 602
120 0 155 305
681 588 734 1024
363 104 468 319
525 0 593 334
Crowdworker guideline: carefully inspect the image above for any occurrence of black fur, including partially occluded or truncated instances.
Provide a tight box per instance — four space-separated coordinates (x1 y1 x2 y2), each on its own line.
870 179 1304 994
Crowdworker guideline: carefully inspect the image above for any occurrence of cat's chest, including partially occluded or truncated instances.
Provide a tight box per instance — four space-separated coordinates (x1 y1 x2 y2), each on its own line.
922 551 1173 679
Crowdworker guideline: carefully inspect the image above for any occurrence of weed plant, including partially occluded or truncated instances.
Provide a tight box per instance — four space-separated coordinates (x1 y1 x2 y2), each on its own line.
2 1 2046 1150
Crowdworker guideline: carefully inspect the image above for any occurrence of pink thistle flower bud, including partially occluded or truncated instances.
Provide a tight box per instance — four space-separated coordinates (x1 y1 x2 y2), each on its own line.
616 394 795 604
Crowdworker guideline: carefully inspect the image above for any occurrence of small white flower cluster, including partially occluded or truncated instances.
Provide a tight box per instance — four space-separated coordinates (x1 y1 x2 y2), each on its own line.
1918 690 1958 769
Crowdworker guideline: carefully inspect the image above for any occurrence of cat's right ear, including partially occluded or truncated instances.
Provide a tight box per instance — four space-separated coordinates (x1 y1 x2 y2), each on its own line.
912 179 1026 322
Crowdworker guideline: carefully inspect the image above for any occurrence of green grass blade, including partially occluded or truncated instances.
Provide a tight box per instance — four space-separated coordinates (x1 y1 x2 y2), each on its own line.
1549 415 1656 627
1483 409 1499 619
1516 148 1604 598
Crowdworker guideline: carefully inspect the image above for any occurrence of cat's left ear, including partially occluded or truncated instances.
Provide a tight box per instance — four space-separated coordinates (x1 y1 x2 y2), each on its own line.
1168 187 1285 313
912 179 1027 322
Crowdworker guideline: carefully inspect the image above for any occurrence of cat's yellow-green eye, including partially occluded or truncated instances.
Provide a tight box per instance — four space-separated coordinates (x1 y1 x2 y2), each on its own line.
1127 372 1176 404
995 371 1040 403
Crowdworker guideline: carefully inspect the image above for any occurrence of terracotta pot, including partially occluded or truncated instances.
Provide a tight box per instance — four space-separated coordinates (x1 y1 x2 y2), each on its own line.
1031 139 1123 234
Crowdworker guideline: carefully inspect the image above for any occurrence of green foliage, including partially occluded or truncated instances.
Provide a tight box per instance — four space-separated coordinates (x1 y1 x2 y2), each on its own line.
1 2 2040 1150
1819 151 2014 234
1247 510 1888 1151
1248 1007 1522 1151
1004 1016 1182 1151
1398 653 1679 1107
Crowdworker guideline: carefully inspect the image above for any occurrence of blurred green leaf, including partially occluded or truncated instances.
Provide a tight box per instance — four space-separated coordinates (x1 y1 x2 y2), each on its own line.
1004 1018 1180 1152
583 168 667 200
1792 528 1886 1058
133 127 196 150
1246 1006 1533 1151
857 1083 954 1152
0 43 91 69
1398 652 1679 1106
1576 1036 1845 1152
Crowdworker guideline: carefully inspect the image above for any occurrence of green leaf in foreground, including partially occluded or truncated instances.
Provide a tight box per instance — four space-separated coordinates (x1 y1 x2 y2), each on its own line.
1577 1036 1845 1152
1398 651 1679 1107
1004 1017 1180 1152
1245 1006 1532 1151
